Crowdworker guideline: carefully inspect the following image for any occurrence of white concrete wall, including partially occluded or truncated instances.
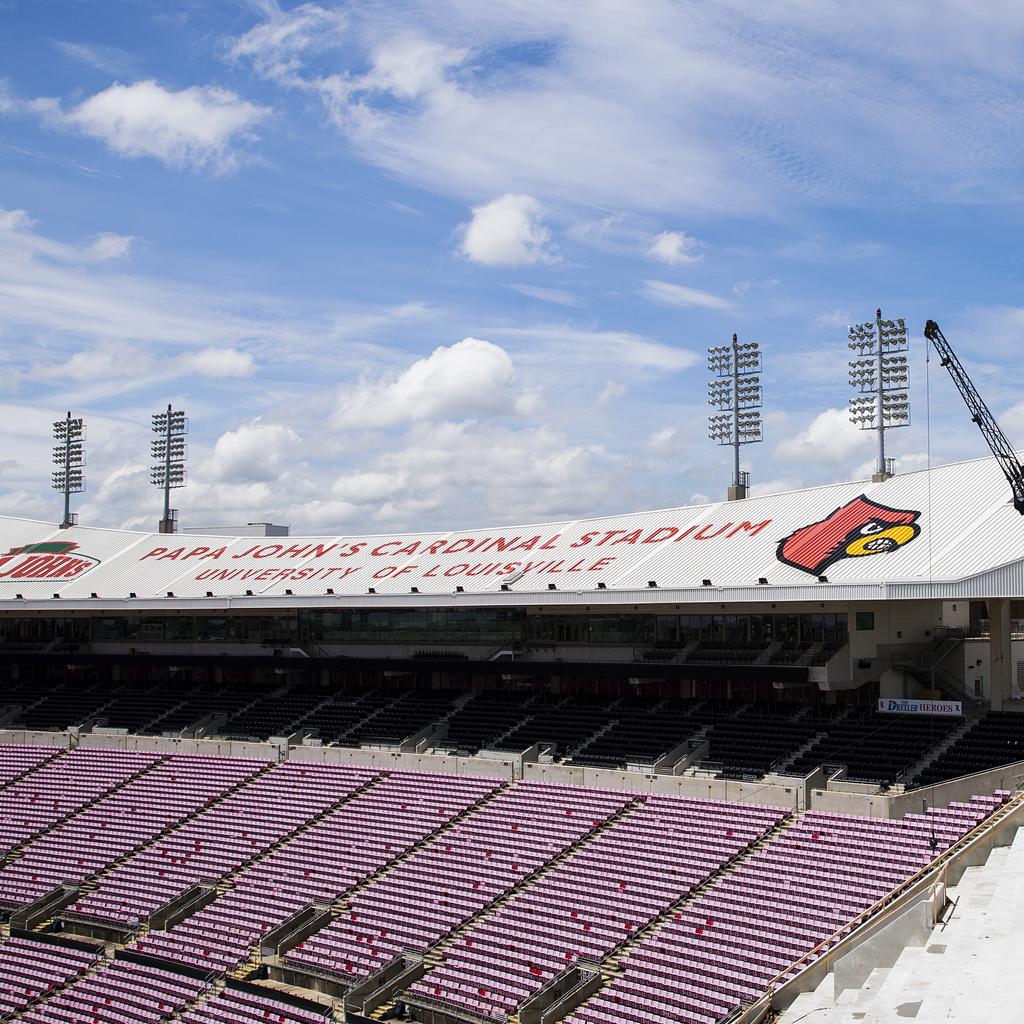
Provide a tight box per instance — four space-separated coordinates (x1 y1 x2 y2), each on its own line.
0 729 71 748
523 761 804 809
288 744 515 780
847 601 940 662
77 732 285 760
1 727 1016 819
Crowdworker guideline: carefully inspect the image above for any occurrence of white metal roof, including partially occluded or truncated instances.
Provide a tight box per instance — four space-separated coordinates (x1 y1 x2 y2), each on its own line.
3 454 1023 610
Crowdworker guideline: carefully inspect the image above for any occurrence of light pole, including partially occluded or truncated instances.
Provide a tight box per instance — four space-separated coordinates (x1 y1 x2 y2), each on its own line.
52 412 85 529
848 309 909 481
708 334 763 500
151 405 187 533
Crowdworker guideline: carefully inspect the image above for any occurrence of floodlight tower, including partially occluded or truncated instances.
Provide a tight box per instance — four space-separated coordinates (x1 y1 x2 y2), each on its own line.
707 333 763 500
52 411 85 529
847 308 910 481
151 404 187 533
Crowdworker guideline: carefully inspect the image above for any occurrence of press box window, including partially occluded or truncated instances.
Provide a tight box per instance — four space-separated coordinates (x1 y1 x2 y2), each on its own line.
855 611 875 631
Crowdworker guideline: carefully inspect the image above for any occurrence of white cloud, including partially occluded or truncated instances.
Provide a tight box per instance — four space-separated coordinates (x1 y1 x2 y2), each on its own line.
490 324 697 373
813 309 853 330
342 419 620 526
510 284 577 307
460 194 552 267
361 36 467 101
334 337 521 428
647 230 702 265
0 80 17 115
175 348 256 379
775 408 872 467
232 2 1024 218
1003 402 1024 447
53 41 138 76
228 2 348 81
641 279 734 312
205 421 302 483
87 232 134 261
598 380 626 405
33 343 150 383
647 425 680 454
45 81 268 172
748 477 805 497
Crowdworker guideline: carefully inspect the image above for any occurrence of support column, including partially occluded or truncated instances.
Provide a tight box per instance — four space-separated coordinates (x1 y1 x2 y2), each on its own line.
989 598 1012 711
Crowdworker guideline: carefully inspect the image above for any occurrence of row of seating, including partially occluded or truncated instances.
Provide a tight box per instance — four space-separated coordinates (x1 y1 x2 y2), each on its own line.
407 796 788 1020
63 762 374 927
564 793 1006 1024
913 711 1024 787
286 783 633 982
0 747 157 854
14 956 208 1024
0 937 332 1024
134 771 500 971
0 936 98 1017
786 709 959 786
0 754 263 908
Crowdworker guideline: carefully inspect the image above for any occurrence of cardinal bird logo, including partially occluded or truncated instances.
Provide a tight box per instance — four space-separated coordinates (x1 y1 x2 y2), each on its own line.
776 495 921 577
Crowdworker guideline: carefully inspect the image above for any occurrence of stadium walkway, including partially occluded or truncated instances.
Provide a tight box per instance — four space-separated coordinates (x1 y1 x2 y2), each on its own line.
779 825 1024 1023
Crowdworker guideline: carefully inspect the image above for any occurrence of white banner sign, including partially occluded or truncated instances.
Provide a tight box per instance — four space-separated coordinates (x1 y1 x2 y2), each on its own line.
877 698 963 717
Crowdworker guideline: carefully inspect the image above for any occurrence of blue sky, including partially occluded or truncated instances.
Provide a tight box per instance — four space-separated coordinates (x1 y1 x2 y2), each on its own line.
0 0 1022 533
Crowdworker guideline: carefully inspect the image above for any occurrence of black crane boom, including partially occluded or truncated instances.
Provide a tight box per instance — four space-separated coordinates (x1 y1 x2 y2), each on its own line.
923 319 1024 514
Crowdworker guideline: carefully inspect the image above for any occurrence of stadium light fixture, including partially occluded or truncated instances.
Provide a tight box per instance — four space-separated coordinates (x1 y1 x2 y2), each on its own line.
708 334 763 500
52 411 85 528
847 308 909 481
647 580 657 588
151 404 188 534
702 579 713 587
758 577 768 585
596 582 607 589
548 583 557 590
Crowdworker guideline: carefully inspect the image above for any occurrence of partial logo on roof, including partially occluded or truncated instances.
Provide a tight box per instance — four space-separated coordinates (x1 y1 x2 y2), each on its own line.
0 541 101 582
776 495 921 577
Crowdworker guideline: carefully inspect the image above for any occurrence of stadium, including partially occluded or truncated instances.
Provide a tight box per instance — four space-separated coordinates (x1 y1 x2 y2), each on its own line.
1 5 1022 1021
0 447 1021 1024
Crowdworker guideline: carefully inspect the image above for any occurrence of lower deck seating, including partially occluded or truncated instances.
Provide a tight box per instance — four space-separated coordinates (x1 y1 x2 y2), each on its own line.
134 771 501 971
0 747 157 853
64 762 375 927
286 783 632 984
565 795 1004 1024
15 956 209 1024
0 755 262 909
0 936 99 1017
408 796 788 1021
179 986 330 1023
0 744 59 788
0 746 1008 1024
